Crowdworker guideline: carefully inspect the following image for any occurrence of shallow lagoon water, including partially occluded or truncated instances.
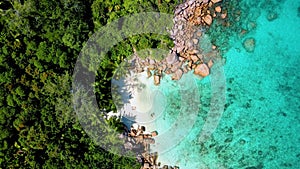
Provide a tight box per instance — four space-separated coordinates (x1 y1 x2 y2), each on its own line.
120 0 300 168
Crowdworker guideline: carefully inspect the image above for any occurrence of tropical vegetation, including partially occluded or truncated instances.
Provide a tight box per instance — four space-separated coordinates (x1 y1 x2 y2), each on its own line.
0 0 181 168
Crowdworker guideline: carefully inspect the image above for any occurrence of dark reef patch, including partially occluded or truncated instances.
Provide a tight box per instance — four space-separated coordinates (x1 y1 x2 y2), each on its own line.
267 11 278 21
243 37 256 53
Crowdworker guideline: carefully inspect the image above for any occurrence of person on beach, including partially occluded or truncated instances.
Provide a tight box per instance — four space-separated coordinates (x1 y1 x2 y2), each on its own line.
129 129 137 137
129 123 138 136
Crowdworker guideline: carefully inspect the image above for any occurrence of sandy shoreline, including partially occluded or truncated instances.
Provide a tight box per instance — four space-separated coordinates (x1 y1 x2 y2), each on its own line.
112 68 176 164
112 70 162 131
111 67 201 168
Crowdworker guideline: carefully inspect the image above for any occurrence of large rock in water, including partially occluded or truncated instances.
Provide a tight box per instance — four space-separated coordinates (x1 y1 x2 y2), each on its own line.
243 37 256 53
215 6 222 13
147 68 152 78
203 14 212 25
154 75 160 85
194 63 210 77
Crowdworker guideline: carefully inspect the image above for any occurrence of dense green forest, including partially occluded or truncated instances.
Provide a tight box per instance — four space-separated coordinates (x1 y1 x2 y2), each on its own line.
0 0 180 168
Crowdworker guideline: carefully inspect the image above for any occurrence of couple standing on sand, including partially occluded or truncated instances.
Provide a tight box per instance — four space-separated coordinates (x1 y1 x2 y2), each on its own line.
129 123 158 138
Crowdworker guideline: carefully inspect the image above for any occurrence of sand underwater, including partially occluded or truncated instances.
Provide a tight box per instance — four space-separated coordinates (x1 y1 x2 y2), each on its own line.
117 0 300 168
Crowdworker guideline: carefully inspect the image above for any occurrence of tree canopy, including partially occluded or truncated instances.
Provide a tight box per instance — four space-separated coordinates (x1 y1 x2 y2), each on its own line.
0 0 181 168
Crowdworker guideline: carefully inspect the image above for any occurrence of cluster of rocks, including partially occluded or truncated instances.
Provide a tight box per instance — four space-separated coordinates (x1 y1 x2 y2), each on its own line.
160 165 179 169
120 123 179 169
129 0 226 85
170 0 224 65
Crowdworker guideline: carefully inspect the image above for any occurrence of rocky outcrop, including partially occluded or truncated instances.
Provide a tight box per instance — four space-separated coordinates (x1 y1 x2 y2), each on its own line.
168 0 224 79
128 0 225 85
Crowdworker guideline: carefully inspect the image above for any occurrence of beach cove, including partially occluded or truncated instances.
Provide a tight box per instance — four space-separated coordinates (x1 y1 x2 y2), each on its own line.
111 0 300 168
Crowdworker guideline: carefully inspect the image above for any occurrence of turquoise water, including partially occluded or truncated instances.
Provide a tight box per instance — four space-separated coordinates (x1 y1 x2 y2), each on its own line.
149 0 300 168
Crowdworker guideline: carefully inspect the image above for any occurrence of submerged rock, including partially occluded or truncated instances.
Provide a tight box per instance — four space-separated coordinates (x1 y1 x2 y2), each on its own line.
267 11 278 21
243 37 256 53
215 6 222 13
221 12 227 19
208 59 214 68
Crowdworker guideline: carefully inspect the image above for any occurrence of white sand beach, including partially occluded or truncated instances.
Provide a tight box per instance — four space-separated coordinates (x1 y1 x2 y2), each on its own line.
111 70 166 131
111 68 202 168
